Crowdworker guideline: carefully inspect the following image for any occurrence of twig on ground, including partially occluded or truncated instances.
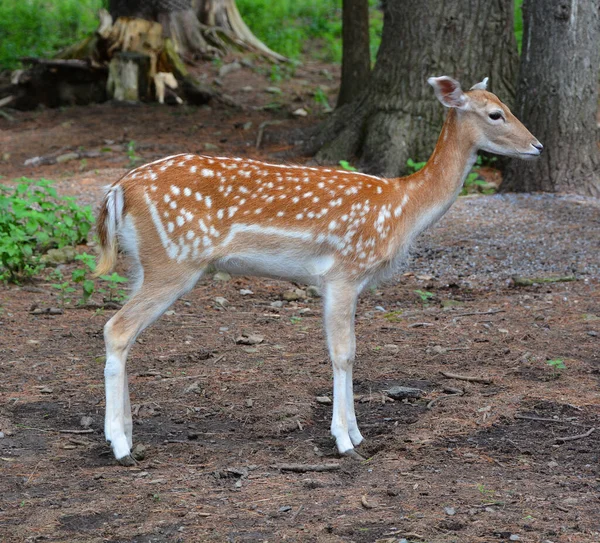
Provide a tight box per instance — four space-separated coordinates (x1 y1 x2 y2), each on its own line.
361 495 375 509
290 505 304 521
515 414 566 423
453 309 505 318
440 371 493 384
24 460 42 486
555 427 595 443
274 463 341 473
426 393 462 410
408 322 435 328
59 429 94 434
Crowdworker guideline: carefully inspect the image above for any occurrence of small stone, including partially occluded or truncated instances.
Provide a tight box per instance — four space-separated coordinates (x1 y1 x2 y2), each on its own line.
385 386 425 400
213 271 231 282
316 396 332 405
383 344 400 354
0 432 5 438
265 86 282 94
298 308 312 315
234 480 242 488
292 108 308 117
509 536 520 541
165 310 176 316
241 86 253 92
306 285 321 298
270 301 284 308
282 289 304 301
431 345 448 354
203 142 219 151
587 330 598 337
214 297 229 307
562 497 579 506
239 289 253 296
185 382 202 394
235 333 264 345
245 399 253 408
279 505 292 513
218 61 241 77
547 460 558 468
80 416 93 429
374 305 386 312
241 122 253 131
131 444 147 461
40 387 53 394
444 506 456 516
40 246 77 265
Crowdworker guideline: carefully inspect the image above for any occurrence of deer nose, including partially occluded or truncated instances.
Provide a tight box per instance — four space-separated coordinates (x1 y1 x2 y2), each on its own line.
532 141 544 153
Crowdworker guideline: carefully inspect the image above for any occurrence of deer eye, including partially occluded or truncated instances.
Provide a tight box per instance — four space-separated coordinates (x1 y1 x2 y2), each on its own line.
489 111 503 121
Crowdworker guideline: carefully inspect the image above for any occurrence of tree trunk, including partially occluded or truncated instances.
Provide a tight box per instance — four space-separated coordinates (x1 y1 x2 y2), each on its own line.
306 0 518 177
337 0 371 107
501 0 600 197
109 0 285 61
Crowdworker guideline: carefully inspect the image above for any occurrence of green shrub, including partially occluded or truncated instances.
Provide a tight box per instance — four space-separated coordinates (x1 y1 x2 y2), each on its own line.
0 179 93 282
237 0 383 63
0 0 105 69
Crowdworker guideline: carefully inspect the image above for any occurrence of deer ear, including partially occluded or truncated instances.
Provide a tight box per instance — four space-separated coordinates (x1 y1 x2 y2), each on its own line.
470 77 489 91
428 76 468 109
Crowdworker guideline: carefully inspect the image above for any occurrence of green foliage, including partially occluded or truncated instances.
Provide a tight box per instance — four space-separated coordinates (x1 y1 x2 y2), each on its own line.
313 87 331 111
406 158 426 174
514 0 524 53
338 160 357 172
98 272 128 303
237 0 383 63
0 179 93 282
0 0 105 69
127 141 142 168
414 290 435 303
50 269 75 308
546 358 566 379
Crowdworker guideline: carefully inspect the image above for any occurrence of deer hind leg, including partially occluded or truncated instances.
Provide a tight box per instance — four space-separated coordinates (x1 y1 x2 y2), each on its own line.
323 280 363 456
103 269 204 463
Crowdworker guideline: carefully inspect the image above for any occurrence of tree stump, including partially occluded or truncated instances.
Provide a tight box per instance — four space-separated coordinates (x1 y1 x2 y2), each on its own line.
107 51 151 101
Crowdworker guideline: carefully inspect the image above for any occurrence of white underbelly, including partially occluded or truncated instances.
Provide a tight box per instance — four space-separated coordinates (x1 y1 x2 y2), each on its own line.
214 251 335 284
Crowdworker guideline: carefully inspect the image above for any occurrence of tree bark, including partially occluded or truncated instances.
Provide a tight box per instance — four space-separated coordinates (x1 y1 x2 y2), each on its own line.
306 0 518 177
501 0 600 197
337 0 371 107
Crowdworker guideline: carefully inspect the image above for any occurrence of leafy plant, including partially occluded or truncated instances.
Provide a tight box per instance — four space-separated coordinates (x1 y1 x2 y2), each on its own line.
98 272 128 303
546 358 566 378
313 87 331 111
72 252 96 304
406 158 426 174
50 269 76 308
383 310 403 323
339 160 357 172
290 316 302 324
0 179 93 282
414 290 435 303
0 0 105 69
126 141 142 168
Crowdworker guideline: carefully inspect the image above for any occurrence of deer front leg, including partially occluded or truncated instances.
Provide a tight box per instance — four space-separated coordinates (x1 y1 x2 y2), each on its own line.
323 281 363 455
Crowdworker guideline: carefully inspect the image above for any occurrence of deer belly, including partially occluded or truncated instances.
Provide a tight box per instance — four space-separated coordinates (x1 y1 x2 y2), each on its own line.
214 251 335 283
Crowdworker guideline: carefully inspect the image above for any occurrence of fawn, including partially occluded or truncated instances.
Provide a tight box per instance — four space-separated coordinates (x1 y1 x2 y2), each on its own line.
95 76 542 463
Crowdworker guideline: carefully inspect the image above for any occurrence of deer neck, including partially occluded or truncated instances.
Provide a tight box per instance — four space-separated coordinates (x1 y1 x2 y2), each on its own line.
390 109 478 246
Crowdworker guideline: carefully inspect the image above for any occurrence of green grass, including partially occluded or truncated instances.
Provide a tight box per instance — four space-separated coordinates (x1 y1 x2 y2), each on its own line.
237 0 383 63
0 0 105 69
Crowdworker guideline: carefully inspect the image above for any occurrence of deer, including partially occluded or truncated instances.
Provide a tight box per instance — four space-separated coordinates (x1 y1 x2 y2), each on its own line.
94 76 542 464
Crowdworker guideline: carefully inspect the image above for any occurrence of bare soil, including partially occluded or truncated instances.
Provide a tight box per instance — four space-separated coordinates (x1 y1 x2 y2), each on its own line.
1 59 599 543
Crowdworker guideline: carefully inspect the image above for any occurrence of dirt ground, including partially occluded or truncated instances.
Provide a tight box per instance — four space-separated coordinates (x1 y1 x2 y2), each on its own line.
1 59 599 543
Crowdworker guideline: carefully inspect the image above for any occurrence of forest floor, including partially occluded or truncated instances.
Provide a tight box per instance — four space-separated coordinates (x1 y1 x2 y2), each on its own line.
1 58 599 543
